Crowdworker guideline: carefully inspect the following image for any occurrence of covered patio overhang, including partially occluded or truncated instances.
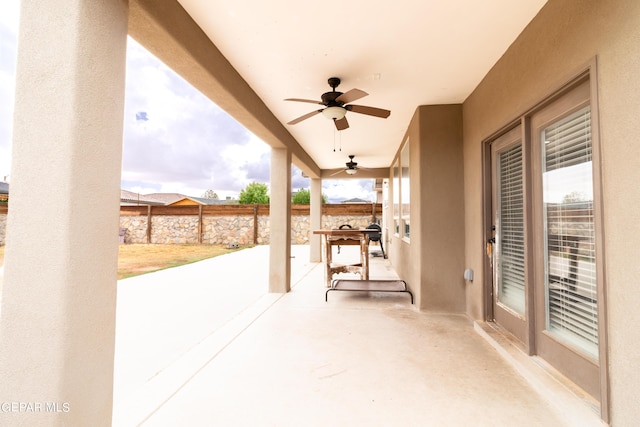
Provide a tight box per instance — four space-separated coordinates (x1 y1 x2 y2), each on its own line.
5 0 639 425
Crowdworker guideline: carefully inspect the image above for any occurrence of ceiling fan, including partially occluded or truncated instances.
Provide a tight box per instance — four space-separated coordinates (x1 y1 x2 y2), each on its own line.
331 155 364 176
285 77 391 131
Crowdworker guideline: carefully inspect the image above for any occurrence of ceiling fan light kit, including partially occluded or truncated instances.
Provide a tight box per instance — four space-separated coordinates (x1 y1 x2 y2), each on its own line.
322 106 347 120
286 77 390 131
330 155 364 176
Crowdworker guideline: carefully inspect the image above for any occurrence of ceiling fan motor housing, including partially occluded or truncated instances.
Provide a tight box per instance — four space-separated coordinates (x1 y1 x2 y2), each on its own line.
346 155 358 169
321 91 343 106
322 77 344 106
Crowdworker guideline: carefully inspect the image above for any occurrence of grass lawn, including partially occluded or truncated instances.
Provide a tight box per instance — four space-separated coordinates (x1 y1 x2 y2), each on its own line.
0 244 242 280
116 244 241 279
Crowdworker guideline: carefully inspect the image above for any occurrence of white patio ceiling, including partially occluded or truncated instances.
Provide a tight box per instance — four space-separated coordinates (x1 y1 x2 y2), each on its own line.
176 0 547 172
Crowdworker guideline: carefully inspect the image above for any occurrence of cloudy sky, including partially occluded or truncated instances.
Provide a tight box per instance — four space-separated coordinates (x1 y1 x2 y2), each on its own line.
0 2 375 203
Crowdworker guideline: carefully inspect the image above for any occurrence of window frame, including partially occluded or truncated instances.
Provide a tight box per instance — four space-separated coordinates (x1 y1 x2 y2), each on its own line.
392 159 400 236
400 139 410 241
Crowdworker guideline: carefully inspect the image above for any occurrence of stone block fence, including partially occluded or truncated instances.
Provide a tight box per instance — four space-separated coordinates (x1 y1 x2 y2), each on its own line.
119 203 382 245
0 205 6 246
0 203 381 247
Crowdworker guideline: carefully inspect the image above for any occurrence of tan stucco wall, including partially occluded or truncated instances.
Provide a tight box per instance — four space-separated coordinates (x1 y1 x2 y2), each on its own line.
390 105 465 312
462 0 640 423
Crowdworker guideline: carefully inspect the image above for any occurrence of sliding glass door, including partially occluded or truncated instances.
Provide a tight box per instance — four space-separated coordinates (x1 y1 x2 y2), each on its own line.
488 78 604 402
533 80 601 399
491 124 529 344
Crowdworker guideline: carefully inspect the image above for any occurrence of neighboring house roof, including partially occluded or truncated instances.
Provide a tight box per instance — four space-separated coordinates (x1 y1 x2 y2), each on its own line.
190 197 228 205
341 197 371 204
143 192 188 205
120 189 165 206
0 182 8 194
167 196 228 206
121 191 234 206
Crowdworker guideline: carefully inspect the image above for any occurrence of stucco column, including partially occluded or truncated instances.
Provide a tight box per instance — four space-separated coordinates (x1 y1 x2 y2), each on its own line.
309 177 322 262
269 148 291 292
0 1 128 425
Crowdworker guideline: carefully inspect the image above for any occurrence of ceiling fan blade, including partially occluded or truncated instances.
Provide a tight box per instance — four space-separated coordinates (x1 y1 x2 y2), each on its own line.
334 116 349 131
287 110 322 125
285 98 323 105
336 88 368 104
347 104 391 118
329 168 345 177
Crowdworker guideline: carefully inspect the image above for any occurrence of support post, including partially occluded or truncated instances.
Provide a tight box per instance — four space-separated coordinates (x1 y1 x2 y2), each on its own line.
269 148 291 293
309 178 322 262
198 204 203 244
253 204 259 245
147 205 152 243
0 1 129 425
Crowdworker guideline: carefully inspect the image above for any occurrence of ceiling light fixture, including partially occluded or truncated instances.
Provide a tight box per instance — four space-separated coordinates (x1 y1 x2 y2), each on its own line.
322 106 347 120
345 168 357 175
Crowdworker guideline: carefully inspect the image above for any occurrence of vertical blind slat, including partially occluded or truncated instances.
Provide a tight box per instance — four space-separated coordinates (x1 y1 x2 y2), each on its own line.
497 142 526 314
542 106 598 359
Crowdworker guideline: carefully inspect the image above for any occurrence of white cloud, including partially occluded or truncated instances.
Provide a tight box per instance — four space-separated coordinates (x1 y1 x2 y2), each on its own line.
0 70 14 179
221 133 270 166
0 18 376 202
323 179 376 203
0 2 18 180
121 37 267 197
0 2 19 34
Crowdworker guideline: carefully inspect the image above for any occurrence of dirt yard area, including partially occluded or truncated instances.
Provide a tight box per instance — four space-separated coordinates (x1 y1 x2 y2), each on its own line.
0 244 242 279
116 244 240 279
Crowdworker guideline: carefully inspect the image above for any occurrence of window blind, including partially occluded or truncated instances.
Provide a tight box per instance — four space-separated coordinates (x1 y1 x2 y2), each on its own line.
497 143 526 315
542 105 598 359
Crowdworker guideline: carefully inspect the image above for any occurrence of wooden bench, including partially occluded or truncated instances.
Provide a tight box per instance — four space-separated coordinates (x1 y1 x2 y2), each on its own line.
326 279 413 304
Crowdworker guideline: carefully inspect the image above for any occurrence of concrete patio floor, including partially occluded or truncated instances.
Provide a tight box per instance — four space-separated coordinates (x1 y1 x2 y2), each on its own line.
111 245 604 427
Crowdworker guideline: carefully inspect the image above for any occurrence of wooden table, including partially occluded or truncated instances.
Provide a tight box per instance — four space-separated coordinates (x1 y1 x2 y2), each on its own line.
313 229 378 288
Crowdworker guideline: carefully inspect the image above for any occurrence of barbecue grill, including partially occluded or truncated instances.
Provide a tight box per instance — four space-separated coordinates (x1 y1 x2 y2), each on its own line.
366 222 386 258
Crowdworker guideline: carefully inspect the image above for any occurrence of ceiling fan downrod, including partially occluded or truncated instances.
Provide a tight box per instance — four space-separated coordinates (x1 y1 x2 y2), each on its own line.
328 77 341 91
